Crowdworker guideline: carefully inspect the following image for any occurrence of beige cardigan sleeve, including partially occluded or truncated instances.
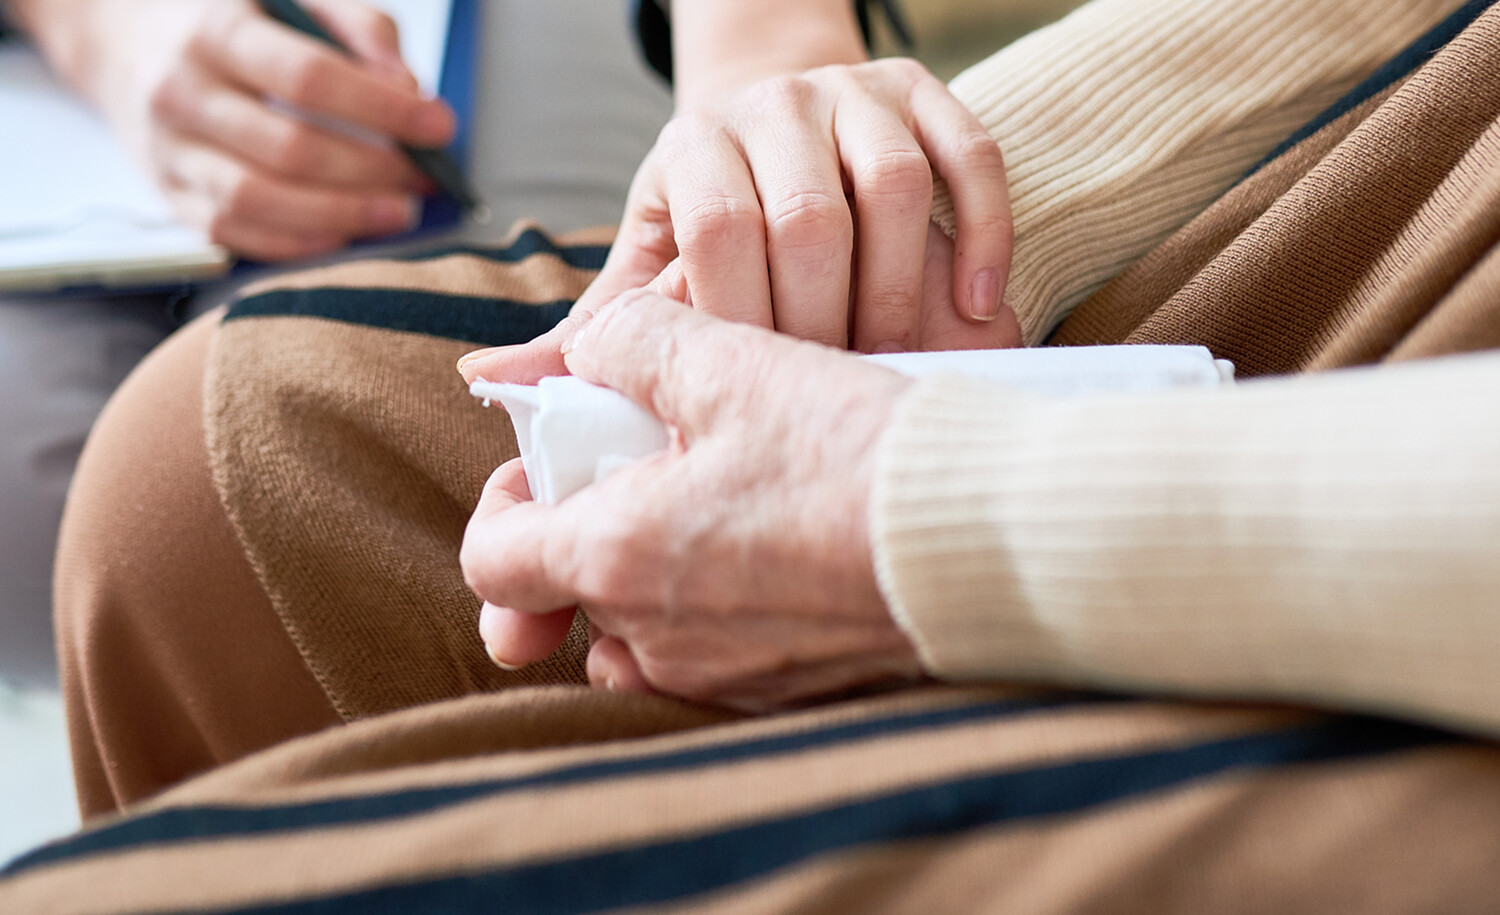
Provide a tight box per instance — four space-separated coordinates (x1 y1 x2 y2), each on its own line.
928 0 1465 345
870 351 1500 736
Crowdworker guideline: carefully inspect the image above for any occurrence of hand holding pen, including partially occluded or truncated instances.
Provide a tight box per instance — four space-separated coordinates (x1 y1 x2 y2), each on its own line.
16 0 459 261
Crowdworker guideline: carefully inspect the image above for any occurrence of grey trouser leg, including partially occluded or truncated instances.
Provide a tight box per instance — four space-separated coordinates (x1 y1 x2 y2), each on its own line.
0 296 179 687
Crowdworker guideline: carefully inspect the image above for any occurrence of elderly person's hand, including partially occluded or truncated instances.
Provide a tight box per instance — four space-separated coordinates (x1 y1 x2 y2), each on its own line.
13 0 455 261
459 291 927 712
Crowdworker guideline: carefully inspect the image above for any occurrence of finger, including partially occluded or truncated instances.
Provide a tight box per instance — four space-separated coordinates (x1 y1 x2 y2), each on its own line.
455 257 692 386
908 74 1013 324
165 187 345 261
165 138 418 238
461 461 583 613
913 223 1023 351
572 159 682 316
737 82 853 346
562 289 789 436
456 305 592 386
153 71 417 190
658 119 774 327
646 259 690 305
195 4 454 148
478 602 576 669
835 97 932 353
303 0 413 83
586 636 654 695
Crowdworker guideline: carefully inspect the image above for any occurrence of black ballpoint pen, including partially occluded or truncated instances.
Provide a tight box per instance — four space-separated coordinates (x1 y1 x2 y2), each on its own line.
255 0 487 220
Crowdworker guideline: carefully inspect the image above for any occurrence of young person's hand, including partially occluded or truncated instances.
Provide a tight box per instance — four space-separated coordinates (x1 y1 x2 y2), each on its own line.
592 57 1014 353
15 0 455 261
577 0 1013 353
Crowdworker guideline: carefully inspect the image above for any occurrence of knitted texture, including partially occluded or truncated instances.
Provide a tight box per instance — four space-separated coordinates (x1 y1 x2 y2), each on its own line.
930 0 1465 344
877 5 1500 737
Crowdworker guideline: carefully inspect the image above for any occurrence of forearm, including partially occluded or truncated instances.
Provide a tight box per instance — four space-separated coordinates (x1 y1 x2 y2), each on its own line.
873 351 1500 736
670 0 867 109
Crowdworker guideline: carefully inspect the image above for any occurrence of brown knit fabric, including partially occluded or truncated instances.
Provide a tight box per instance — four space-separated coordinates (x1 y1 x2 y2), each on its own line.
53 310 340 817
1054 9 1500 374
204 225 612 721
8 687 1499 913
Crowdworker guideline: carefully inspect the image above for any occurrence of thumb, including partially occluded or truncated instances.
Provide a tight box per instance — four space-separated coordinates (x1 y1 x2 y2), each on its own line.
303 0 415 85
570 162 680 315
562 289 781 435
456 308 585 386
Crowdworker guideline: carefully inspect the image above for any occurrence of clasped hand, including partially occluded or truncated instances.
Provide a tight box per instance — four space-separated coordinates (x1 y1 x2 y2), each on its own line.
459 292 927 712
582 57 1018 352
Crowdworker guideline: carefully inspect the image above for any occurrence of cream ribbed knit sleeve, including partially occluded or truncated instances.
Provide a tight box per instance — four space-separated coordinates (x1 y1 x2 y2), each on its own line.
930 0 1464 345
871 352 1500 736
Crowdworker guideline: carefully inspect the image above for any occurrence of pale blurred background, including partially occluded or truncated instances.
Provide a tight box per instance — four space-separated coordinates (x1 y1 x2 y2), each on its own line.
0 0 1084 866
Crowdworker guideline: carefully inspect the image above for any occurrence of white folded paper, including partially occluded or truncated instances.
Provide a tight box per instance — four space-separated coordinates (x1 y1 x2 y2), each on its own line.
471 345 1236 504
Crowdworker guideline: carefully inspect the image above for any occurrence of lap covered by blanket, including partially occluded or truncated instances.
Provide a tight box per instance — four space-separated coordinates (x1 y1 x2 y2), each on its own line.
9 1 1500 911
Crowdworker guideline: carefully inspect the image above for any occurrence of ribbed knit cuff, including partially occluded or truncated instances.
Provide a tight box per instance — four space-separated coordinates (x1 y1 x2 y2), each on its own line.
870 375 1051 679
929 0 1464 345
869 355 1500 735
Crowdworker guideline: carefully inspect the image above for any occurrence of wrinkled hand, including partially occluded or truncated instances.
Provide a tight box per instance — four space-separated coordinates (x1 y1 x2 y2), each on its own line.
459 292 925 712
56 0 456 260
584 58 1015 351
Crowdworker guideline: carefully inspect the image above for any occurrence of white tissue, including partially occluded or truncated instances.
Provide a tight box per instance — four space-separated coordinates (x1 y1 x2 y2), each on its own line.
471 345 1235 504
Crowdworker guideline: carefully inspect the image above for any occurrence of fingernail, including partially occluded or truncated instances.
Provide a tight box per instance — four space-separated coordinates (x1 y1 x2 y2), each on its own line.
559 311 597 356
968 268 1001 322
457 347 500 374
486 643 528 672
371 196 418 232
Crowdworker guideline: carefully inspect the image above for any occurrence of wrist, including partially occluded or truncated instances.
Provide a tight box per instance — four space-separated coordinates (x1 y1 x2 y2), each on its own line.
671 0 868 111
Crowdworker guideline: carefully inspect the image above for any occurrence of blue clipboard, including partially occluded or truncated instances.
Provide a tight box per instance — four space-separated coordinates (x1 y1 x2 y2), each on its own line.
415 0 479 233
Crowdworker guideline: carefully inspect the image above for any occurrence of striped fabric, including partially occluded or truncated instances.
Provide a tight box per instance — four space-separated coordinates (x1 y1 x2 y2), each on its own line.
6 686 1495 912
15 0 1500 910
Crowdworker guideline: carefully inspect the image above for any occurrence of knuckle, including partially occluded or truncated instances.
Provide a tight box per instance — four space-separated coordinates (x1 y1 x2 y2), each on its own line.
763 191 851 249
746 74 816 114
220 171 262 218
652 116 695 153
194 4 250 64
882 56 932 84
205 212 247 250
577 544 637 605
285 55 337 107
569 514 634 602
187 12 226 61
266 125 320 175
970 208 1015 248
856 149 934 201
147 74 189 123
675 195 762 253
949 130 1004 169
